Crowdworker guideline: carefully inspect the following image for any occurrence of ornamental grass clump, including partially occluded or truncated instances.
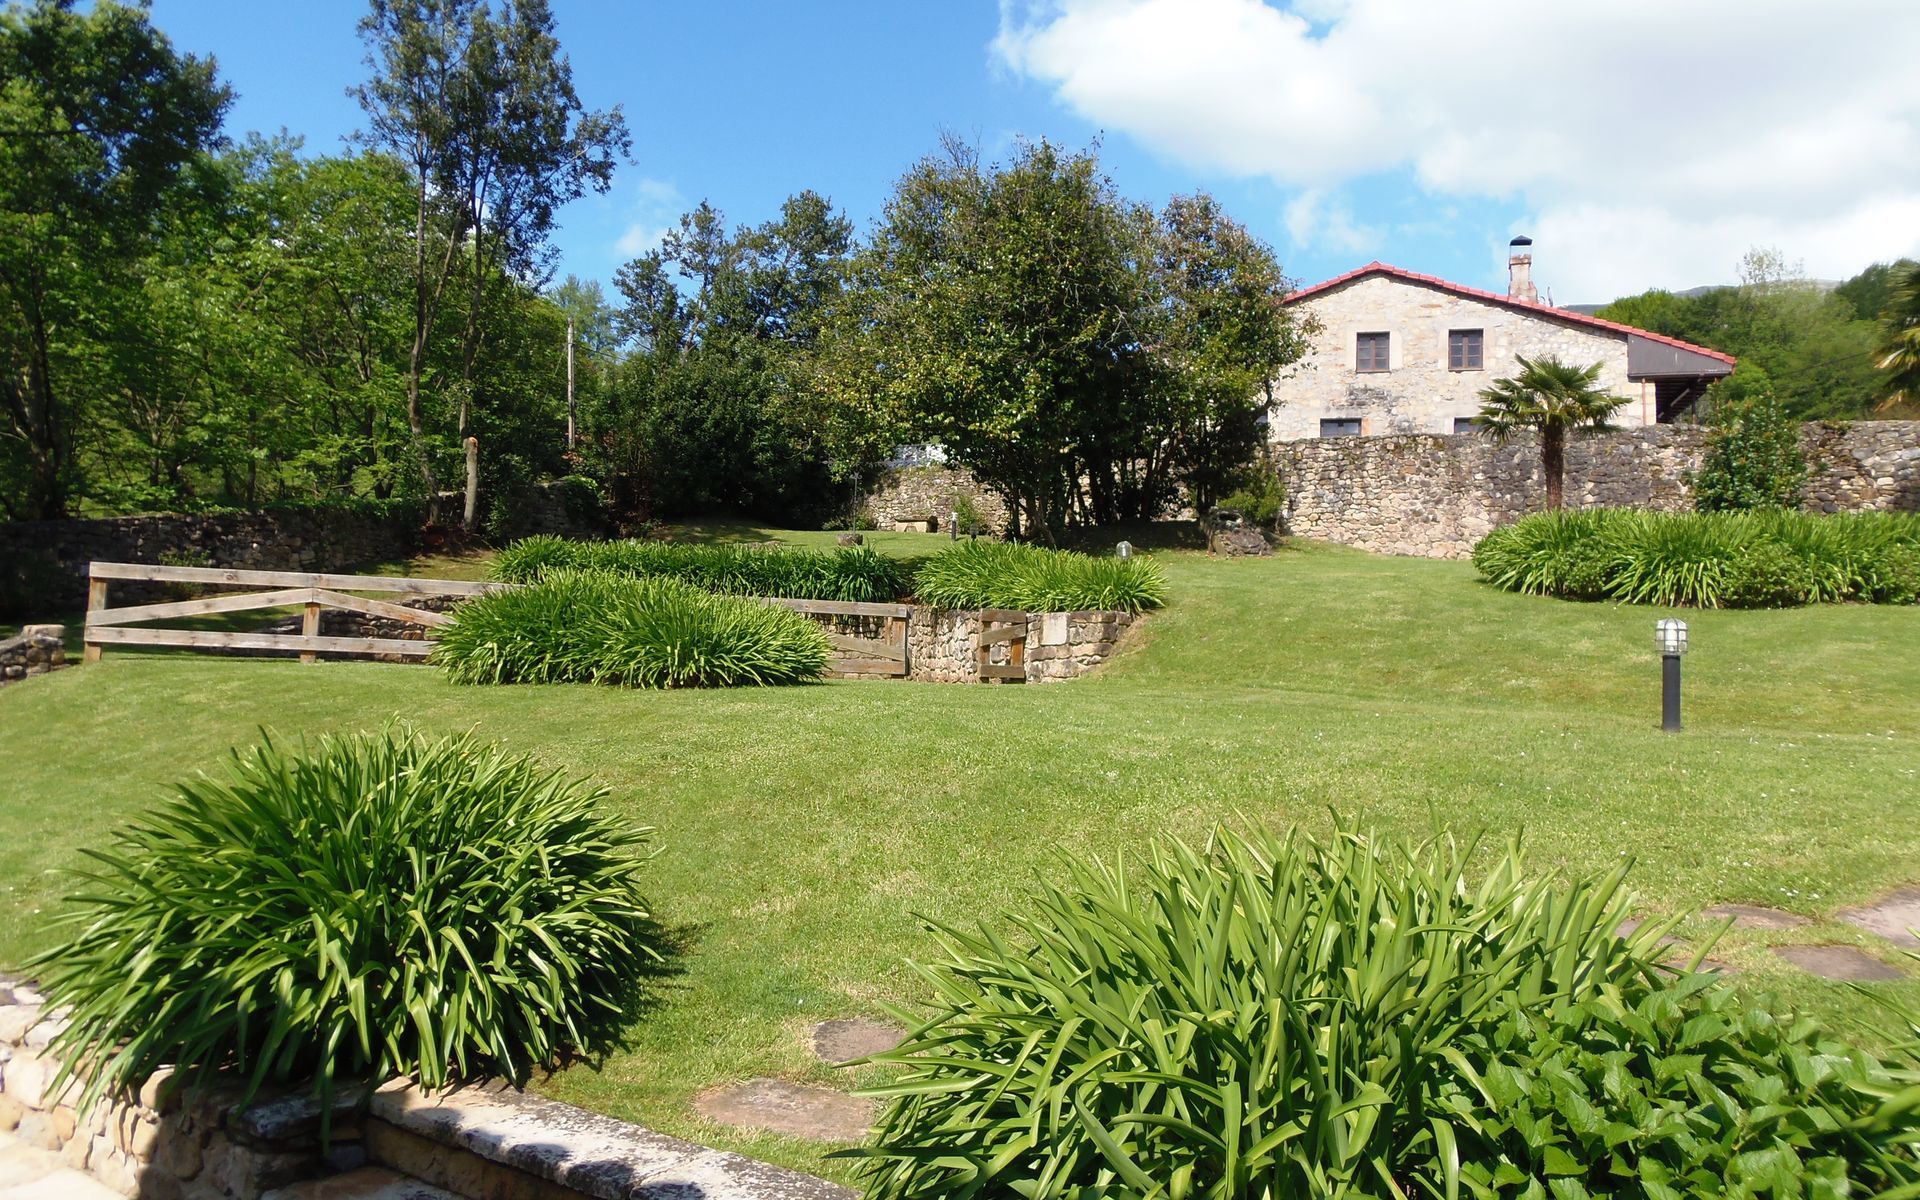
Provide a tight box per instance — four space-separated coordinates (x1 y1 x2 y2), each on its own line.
912 540 1168 613
1472 508 1920 608
30 727 660 1114
491 536 910 603
852 824 1920 1200
435 571 829 688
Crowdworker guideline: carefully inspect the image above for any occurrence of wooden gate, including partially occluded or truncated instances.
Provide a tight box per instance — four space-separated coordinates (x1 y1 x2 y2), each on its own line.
768 598 912 677
975 608 1028 683
83 562 496 663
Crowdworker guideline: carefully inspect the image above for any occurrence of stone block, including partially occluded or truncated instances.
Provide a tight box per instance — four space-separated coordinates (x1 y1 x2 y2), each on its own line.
0 1003 39 1043
6 1046 49 1107
17 1109 60 1150
0 1092 23 1131
1039 612 1068 646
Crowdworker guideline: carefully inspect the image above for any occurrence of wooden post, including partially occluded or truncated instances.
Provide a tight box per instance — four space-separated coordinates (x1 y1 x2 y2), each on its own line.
463 436 480 532
300 601 321 665
565 317 577 450
83 576 108 663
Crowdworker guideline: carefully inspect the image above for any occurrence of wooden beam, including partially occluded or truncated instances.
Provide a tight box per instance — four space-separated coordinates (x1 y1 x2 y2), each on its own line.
83 578 108 663
762 596 913 619
977 663 1026 680
978 624 1026 647
832 657 908 676
308 589 455 629
88 561 498 596
83 625 434 658
300 601 321 664
977 608 1030 624
85 588 319 627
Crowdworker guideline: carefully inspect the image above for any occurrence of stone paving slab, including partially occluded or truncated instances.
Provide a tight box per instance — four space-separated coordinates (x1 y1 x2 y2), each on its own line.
1837 886 1920 949
1702 904 1811 930
1772 945 1908 981
810 1019 907 1065
695 1079 875 1144
262 1165 462 1200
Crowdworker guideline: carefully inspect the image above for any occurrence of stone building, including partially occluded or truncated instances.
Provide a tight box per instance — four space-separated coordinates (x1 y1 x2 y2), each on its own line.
1267 240 1735 443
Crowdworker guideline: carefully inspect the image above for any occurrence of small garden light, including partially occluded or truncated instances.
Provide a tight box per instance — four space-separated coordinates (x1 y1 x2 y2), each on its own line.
1656 618 1687 732
1116 540 1133 560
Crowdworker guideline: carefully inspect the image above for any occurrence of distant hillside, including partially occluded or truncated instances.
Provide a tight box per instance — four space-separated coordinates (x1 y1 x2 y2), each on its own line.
1566 280 1840 315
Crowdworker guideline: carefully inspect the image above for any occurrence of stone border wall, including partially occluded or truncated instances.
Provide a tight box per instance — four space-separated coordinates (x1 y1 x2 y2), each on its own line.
0 483 612 622
0 975 848 1200
906 608 1134 683
858 466 1009 535
0 624 65 685
1272 420 1920 559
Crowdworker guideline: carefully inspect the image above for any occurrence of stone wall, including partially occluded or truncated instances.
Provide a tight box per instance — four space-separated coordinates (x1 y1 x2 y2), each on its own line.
0 974 848 1200
0 483 611 622
1272 420 1920 559
0 624 65 685
0 505 424 621
905 608 1134 683
859 466 1009 535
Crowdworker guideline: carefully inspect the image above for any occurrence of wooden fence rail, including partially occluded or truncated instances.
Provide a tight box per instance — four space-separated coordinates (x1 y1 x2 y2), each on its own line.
80 562 919 676
83 563 496 665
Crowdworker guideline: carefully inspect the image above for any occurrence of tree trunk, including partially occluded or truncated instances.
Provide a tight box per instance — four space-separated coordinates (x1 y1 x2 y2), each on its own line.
1542 426 1566 510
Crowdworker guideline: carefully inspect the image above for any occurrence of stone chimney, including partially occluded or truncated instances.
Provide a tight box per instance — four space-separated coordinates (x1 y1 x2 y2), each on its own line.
1508 235 1537 302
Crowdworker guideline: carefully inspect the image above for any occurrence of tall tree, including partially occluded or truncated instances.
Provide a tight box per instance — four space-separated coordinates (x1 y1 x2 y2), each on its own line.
0 0 228 517
1873 260 1920 413
815 138 1306 536
1476 356 1627 510
353 0 626 523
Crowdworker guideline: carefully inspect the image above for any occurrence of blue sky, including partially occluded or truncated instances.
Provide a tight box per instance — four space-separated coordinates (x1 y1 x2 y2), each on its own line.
147 1 1920 306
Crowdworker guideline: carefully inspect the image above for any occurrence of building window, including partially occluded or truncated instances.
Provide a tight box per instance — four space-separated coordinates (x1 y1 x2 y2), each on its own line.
1320 418 1362 438
1448 329 1484 371
1452 416 1483 435
1355 331 1390 372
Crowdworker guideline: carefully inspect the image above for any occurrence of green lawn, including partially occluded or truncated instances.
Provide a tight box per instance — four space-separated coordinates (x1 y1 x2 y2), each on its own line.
2 530 1918 1183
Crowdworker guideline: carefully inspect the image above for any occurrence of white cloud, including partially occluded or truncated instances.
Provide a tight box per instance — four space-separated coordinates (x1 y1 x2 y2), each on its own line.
994 0 1920 297
614 178 686 258
1283 190 1376 256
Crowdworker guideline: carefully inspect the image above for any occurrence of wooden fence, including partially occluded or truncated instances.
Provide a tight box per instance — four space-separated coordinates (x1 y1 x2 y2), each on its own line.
81 562 922 677
976 609 1028 682
83 562 496 664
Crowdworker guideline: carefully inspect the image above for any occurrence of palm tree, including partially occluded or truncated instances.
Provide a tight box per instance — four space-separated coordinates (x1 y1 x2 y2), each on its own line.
1476 355 1628 510
1874 260 1920 413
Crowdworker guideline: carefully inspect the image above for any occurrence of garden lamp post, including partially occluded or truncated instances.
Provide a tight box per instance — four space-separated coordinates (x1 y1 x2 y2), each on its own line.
1656 618 1687 732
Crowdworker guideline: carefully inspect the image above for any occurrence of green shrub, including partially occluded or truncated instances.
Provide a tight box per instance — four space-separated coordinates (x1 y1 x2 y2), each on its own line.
912 540 1168 613
1473 508 1920 608
1468 508 1612 599
31 727 659 1113
1214 471 1287 531
851 824 1920 1200
1693 366 1807 512
436 571 830 688
491 537 910 603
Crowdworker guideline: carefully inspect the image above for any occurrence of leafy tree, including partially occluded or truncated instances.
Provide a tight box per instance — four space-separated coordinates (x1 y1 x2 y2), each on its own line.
1692 365 1806 511
606 194 853 523
1873 259 1920 413
816 137 1305 539
1476 356 1628 510
0 0 228 517
1595 248 1884 422
352 0 626 524
1151 193 1312 513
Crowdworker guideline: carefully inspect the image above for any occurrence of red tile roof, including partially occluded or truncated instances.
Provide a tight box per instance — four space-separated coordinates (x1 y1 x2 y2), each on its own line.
1285 261 1738 367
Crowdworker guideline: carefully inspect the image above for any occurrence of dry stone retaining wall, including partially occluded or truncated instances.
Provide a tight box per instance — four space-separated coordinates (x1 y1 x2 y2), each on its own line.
905 608 1134 683
0 975 848 1199
0 624 65 685
859 466 1009 534
1272 420 1920 559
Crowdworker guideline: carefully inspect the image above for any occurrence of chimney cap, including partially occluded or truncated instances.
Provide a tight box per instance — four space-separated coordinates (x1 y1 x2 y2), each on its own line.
1509 235 1533 247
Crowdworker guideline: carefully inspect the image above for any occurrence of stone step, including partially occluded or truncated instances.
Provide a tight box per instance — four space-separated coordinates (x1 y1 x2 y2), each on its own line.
262 1165 462 1200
